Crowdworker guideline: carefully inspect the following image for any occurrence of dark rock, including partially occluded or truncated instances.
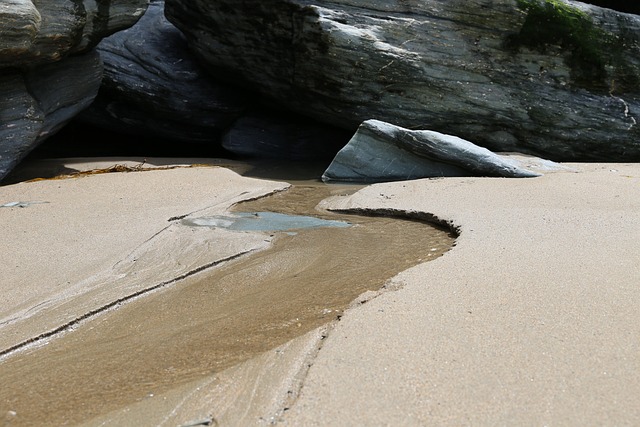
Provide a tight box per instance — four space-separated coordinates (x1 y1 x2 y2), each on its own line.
0 0 149 67
322 120 541 183
0 0 150 181
0 51 103 180
81 0 247 143
222 110 351 160
165 0 640 162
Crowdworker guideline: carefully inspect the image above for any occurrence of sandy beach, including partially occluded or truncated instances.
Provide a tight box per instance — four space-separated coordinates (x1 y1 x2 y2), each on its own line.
1 159 639 426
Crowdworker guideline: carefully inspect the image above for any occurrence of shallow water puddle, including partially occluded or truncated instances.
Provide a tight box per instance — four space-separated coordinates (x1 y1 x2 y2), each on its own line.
0 182 455 426
183 211 351 232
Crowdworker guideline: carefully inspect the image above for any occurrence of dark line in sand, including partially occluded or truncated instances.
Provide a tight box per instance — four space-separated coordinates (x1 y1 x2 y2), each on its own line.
332 207 461 236
0 249 258 361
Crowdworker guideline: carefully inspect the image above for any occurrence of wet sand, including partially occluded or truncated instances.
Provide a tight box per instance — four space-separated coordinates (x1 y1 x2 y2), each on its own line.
0 167 453 426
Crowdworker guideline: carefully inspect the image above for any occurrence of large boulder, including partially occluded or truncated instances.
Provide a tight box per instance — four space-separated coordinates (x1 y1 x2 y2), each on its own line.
80 0 248 143
0 0 149 181
165 0 640 162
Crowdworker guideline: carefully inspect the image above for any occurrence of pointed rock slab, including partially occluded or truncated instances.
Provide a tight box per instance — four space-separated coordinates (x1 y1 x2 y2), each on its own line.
322 120 541 183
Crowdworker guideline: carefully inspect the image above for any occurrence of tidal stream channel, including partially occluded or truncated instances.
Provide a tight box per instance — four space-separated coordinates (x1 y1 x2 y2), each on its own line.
1 178 455 426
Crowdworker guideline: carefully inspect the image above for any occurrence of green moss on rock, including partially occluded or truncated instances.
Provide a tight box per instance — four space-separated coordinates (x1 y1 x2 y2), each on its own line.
509 0 639 92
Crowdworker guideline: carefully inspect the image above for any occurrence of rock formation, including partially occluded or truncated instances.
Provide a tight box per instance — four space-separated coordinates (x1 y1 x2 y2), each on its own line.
81 0 350 159
1 0 148 67
80 0 247 143
322 120 541 182
165 0 640 162
0 0 149 181
0 52 103 181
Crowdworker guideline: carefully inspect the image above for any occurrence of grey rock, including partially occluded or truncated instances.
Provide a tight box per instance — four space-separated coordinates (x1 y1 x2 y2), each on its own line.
0 0 149 67
0 51 103 181
81 0 247 143
222 110 350 160
0 1 40 58
0 0 149 181
322 120 541 183
165 0 640 161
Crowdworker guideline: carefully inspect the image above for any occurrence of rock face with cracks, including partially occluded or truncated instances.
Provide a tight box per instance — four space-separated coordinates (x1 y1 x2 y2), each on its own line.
165 0 640 162
0 0 149 181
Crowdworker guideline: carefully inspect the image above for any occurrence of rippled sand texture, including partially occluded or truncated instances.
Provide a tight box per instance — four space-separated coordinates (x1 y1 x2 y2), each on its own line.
0 183 454 426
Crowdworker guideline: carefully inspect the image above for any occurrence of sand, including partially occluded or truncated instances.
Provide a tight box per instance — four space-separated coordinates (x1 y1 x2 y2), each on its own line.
285 162 640 426
1 159 639 426
0 161 288 353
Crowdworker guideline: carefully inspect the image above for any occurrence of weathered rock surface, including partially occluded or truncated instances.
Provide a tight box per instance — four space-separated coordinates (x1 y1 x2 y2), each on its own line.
322 120 541 182
0 0 149 181
165 0 640 162
0 0 148 67
222 110 351 160
81 0 247 143
0 52 103 180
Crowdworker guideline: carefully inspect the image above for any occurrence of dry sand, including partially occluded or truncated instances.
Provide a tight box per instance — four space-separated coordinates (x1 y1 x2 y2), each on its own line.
285 162 640 426
1 160 639 426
